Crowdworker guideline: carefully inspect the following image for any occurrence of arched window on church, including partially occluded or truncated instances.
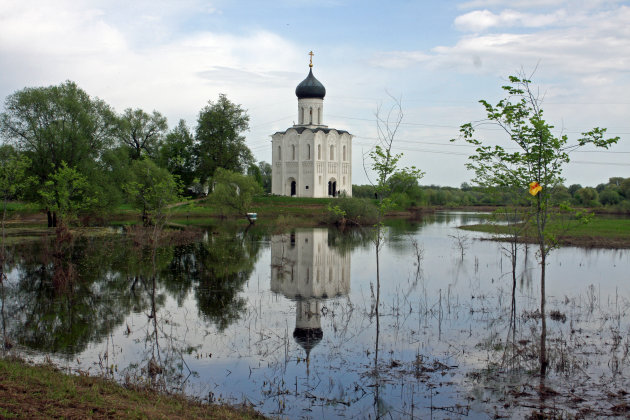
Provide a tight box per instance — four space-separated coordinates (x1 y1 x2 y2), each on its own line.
317 108 321 124
343 145 346 161
318 144 321 160
278 146 281 161
309 107 313 124
299 107 304 124
292 144 296 160
307 144 311 160
330 145 334 160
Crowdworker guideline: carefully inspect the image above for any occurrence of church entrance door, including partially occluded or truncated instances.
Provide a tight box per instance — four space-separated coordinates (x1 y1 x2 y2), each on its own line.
290 180 296 196
327 179 337 197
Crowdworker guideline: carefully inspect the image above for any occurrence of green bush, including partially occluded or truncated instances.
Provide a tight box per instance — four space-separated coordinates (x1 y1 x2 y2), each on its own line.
325 197 378 226
600 188 622 205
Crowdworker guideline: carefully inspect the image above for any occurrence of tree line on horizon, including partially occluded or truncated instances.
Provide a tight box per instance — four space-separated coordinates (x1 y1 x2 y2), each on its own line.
352 177 630 211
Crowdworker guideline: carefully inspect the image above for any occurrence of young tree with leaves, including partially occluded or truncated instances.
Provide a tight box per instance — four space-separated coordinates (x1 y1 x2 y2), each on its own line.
124 159 181 228
212 168 262 224
38 162 95 227
454 73 618 376
366 95 424 383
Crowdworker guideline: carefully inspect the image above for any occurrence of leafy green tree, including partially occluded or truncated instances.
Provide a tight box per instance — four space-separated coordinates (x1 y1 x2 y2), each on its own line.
38 162 95 227
97 145 134 209
246 163 263 190
0 145 32 230
258 161 272 194
599 188 622 205
117 108 168 160
568 184 582 197
455 73 618 376
158 119 196 191
608 177 625 188
212 168 261 224
195 94 253 183
574 187 600 207
547 185 571 205
246 161 273 194
0 81 117 188
124 159 181 226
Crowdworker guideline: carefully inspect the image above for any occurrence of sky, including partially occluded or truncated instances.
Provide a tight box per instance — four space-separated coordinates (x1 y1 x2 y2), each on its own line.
1 0 629 187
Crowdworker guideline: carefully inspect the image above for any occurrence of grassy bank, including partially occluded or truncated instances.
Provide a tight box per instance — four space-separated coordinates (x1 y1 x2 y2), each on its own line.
460 217 630 248
0 357 264 420
3 198 629 247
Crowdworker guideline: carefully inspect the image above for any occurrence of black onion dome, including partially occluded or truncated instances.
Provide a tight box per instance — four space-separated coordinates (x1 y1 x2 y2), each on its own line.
293 327 323 353
295 68 326 99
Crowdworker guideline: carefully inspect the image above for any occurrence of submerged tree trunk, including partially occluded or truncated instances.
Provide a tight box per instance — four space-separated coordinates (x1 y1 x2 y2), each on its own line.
540 250 547 377
510 241 517 349
375 239 380 372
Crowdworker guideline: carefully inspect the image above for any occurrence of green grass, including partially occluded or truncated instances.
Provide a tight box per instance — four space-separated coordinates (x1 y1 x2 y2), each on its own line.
460 216 630 248
0 357 266 419
2 201 40 214
166 195 334 222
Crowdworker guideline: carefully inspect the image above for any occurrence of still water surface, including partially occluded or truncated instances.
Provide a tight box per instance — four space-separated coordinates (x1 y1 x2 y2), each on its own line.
2 212 630 418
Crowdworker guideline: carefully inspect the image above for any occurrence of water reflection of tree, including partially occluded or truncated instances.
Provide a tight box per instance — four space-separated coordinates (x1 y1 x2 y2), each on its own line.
4 237 147 355
191 232 262 332
326 227 374 255
2 225 264 358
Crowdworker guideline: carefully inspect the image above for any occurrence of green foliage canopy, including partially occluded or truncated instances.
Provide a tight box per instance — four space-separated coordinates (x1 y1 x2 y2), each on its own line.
212 168 262 222
38 162 95 226
0 81 117 185
195 94 253 182
117 108 168 160
124 158 181 226
158 119 196 190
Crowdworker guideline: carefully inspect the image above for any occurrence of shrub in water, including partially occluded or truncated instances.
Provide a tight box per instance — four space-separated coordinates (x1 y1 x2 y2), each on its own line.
325 197 378 226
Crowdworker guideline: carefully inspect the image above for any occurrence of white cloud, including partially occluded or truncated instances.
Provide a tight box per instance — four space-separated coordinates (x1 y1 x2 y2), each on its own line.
454 9 566 31
0 1 127 55
373 5 630 79
457 0 622 11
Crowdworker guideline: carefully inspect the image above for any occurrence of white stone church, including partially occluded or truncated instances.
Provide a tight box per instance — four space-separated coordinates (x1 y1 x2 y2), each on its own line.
271 56 353 197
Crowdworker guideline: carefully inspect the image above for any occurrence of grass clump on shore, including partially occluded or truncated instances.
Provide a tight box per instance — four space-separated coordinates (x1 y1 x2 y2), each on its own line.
0 357 265 420
460 216 630 248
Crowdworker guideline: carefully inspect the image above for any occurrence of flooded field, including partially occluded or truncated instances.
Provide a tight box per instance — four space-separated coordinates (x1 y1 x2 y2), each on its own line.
2 212 630 419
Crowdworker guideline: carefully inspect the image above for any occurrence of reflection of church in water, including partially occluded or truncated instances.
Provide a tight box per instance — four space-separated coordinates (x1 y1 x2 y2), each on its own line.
271 229 351 364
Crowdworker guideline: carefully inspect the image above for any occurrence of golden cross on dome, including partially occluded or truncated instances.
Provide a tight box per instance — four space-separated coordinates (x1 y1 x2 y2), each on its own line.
308 51 314 68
